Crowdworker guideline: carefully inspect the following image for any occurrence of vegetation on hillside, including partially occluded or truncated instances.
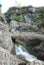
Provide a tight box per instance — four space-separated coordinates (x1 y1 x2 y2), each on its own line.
5 6 44 27
35 7 44 26
13 14 25 22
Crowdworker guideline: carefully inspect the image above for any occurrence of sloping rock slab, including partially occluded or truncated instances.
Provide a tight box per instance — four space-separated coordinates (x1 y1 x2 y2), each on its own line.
0 22 13 51
0 47 26 65
0 47 17 65
27 60 44 65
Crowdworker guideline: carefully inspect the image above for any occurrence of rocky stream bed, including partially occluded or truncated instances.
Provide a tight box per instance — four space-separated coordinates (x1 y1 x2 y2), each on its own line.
0 16 44 65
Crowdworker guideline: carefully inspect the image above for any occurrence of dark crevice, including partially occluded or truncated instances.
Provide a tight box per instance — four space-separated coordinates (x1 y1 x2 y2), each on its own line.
18 63 26 65
11 36 16 44
11 36 16 55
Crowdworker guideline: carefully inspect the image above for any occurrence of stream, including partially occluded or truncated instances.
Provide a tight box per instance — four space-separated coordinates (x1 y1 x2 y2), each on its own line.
15 44 37 62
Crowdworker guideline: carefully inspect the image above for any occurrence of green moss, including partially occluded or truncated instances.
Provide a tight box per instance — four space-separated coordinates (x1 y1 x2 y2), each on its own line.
28 29 36 32
16 28 36 32
40 19 44 26
13 15 25 22
20 8 28 14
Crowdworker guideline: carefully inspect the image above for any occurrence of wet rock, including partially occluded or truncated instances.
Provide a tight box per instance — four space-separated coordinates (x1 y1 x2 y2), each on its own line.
33 42 44 61
10 31 44 61
0 38 44 65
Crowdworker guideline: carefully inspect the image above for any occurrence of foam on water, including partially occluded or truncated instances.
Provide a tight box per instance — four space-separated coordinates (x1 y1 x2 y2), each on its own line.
15 45 37 62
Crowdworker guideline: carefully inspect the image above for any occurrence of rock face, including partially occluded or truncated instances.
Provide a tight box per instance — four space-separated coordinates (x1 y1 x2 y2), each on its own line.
0 47 17 65
0 22 13 51
0 46 44 65
0 18 44 65
27 60 44 65
0 46 26 65
11 31 44 42
10 20 39 32
11 31 44 61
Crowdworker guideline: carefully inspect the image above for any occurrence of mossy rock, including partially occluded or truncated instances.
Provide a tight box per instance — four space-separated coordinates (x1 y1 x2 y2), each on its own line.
13 15 25 22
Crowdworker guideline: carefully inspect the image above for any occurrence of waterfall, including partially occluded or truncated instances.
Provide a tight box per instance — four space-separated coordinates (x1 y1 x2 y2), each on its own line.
24 15 32 24
15 45 37 62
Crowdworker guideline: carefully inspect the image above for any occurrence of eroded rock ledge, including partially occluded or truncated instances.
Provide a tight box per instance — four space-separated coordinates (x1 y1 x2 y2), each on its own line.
0 21 44 65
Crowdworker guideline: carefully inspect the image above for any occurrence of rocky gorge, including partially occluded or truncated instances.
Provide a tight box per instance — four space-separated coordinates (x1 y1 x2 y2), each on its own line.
0 16 44 65
0 5 44 65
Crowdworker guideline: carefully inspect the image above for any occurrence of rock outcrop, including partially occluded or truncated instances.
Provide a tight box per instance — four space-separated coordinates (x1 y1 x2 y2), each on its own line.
0 46 44 65
10 20 39 32
28 60 44 65
11 31 44 42
0 46 27 65
11 31 44 61
0 47 17 65
0 17 44 65
0 22 13 51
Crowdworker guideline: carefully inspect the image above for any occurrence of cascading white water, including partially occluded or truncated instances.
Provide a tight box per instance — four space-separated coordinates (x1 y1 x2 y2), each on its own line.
15 45 37 62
